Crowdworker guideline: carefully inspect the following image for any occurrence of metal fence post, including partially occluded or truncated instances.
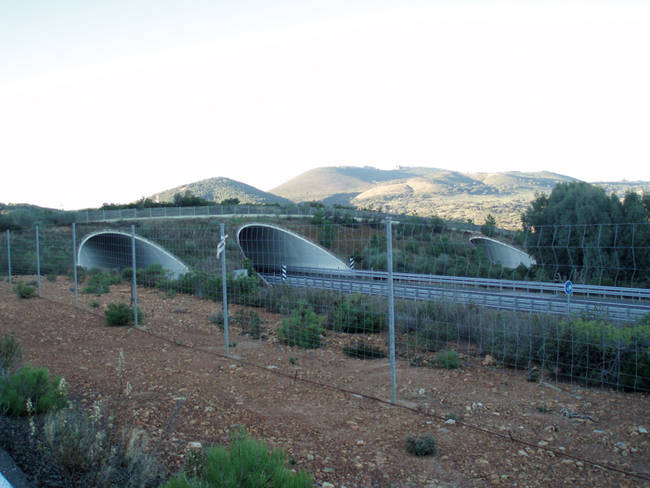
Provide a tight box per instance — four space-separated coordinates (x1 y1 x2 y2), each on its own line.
72 223 78 307
386 216 397 404
36 224 41 295
220 223 230 357
131 225 138 327
6 229 12 286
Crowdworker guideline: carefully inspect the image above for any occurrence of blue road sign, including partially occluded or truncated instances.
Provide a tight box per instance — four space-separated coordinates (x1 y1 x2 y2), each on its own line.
564 280 574 296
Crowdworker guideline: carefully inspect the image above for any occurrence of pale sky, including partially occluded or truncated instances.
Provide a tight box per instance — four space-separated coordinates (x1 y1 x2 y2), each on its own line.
1 0 649 210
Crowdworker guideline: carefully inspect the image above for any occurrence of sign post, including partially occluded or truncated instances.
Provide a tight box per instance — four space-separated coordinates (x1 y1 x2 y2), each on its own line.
564 280 573 316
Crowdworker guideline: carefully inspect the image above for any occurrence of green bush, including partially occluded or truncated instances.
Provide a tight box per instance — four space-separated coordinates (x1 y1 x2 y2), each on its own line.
343 341 387 359
0 333 21 376
83 269 121 295
276 302 324 349
435 350 461 369
0 364 67 416
405 434 437 457
105 303 143 326
234 309 263 339
537 318 650 390
14 281 38 299
162 428 312 488
326 294 386 334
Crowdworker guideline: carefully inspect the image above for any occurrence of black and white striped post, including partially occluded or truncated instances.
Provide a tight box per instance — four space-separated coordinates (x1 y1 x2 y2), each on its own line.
281 264 287 281
349 257 355 269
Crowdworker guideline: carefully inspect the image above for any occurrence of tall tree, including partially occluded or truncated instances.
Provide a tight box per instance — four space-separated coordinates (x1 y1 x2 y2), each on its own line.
521 182 649 286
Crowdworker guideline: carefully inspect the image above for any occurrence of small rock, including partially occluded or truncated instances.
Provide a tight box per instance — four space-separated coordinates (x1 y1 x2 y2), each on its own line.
322 483 335 488
323 467 334 473
614 441 627 451
418 388 425 395
306 454 314 461
187 441 202 450
477 458 489 465
638 426 648 434
518 450 529 457
482 355 495 367
445 419 456 425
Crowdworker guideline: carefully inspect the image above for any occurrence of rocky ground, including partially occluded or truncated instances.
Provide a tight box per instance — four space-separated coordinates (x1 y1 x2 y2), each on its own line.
1 277 648 487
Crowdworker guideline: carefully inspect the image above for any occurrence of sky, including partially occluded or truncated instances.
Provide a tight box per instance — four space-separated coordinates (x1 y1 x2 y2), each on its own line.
1 0 649 210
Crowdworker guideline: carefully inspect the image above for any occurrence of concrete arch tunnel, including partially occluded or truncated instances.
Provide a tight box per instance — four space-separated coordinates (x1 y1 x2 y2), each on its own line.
236 223 348 274
78 230 189 278
469 236 536 270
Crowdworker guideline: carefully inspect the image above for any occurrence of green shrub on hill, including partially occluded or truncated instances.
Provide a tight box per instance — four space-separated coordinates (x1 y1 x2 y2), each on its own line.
0 364 67 416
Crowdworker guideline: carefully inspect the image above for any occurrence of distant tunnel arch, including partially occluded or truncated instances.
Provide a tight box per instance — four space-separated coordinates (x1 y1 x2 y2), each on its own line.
78 230 189 278
469 236 536 269
236 223 347 273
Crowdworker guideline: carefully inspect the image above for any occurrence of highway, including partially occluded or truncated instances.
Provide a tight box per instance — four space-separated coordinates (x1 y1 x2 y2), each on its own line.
262 268 650 323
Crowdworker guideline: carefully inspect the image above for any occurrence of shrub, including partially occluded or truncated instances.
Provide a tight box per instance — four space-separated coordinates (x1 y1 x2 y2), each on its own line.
405 434 437 456
435 350 461 369
276 302 324 349
83 269 121 295
0 364 67 416
209 311 226 329
234 309 263 339
162 427 312 488
326 294 386 334
41 403 164 488
537 318 650 390
343 341 387 359
105 303 143 327
0 333 21 376
14 281 38 299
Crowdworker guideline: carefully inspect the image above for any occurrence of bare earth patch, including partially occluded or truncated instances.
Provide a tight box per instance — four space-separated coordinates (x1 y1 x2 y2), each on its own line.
1 277 649 487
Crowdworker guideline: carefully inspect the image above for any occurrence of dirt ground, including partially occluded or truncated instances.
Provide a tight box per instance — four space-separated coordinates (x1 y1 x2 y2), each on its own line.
1 276 649 488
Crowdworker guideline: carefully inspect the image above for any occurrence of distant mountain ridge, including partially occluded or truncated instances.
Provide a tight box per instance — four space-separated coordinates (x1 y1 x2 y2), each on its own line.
150 177 292 206
148 167 649 229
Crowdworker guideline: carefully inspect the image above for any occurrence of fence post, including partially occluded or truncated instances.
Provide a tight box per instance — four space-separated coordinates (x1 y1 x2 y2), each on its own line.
131 225 139 327
386 216 397 404
220 223 230 358
36 224 41 295
72 223 78 307
6 229 11 286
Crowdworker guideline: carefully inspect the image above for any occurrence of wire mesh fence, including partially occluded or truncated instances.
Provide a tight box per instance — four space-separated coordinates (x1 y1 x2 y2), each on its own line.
1 217 649 395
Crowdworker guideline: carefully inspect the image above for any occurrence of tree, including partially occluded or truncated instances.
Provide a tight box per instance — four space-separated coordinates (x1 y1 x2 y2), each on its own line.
481 214 497 237
521 182 649 286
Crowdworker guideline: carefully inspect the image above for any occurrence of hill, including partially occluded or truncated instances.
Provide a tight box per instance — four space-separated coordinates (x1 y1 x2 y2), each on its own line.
271 167 650 229
150 177 292 206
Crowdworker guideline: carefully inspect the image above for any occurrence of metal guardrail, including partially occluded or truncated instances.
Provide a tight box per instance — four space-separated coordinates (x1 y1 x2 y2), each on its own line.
286 266 650 302
266 270 650 322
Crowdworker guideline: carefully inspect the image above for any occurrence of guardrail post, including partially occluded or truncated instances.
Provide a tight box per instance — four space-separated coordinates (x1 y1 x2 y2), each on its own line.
72 223 78 307
131 225 139 327
386 216 397 404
